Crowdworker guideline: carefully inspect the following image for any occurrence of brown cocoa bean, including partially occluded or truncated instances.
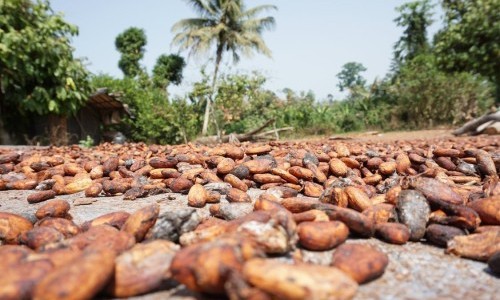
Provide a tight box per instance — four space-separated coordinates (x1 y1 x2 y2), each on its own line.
33 249 115 300
19 226 64 250
36 217 80 238
121 204 160 242
345 186 372 212
243 258 357 300
331 243 389 284
102 156 120 175
297 221 349 250
111 240 179 297
27 190 56 204
0 259 53 300
169 177 194 194
475 149 497 177
187 183 208 208
375 222 410 245
149 156 178 169
446 230 500 261
425 224 465 247
224 173 249 192
0 212 33 244
171 236 264 294
227 188 251 203
66 225 135 254
487 251 500 275
35 199 70 219
303 181 324 197
467 195 500 225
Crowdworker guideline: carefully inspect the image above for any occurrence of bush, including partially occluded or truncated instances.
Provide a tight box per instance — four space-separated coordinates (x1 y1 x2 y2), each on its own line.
391 54 495 128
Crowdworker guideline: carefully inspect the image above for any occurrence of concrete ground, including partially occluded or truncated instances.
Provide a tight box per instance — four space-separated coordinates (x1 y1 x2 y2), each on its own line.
1 188 498 300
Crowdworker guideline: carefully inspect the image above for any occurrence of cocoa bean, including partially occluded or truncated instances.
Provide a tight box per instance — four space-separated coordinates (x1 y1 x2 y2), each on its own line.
487 251 500 275
297 221 349 250
475 149 497 177
121 204 160 242
411 177 463 205
227 188 251 203
375 222 410 245
225 173 248 192
186 183 206 207
149 156 178 169
396 190 430 241
33 249 115 300
171 236 264 294
243 258 357 300
36 217 80 238
146 208 201 242
27 190 56 204
0 259 53 300
425 224 465 247
81 211 130 231
467 195 500 225
111 240 179 297
446 231 500 261
168 177 194 194
0 212 33 244
35 199 70 219
84 182 103 197
102 156 120 175
331 243 389 284
19 226 64 250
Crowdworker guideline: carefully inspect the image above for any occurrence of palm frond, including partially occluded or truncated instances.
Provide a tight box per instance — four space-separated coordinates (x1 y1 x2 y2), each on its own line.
184 0 216 17
174 0 276 64
242 16 276 33
242 4 277 18
171 18 215 33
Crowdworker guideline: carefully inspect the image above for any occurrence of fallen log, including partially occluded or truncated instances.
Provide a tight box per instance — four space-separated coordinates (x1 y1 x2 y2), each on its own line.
194 119 293 145
453 110 500 136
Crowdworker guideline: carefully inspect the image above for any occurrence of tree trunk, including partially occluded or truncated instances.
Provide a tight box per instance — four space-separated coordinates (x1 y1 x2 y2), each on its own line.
48 114 68 146
201 46 223 136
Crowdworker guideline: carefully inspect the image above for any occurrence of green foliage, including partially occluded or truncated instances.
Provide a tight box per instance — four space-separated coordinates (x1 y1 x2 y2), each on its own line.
0 0 91 116
115 27 147 78
152 54 186 90
434 0 500 100
393 0 434 69
390 54 495 128
336 62 367 93
78 135 94 148
91 74 201 144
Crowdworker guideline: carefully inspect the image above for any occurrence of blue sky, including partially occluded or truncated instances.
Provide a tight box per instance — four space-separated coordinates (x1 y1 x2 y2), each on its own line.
51 0 443 100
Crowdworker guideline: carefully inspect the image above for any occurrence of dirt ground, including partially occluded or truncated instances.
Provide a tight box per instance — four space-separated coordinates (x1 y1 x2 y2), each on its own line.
1 129 499 299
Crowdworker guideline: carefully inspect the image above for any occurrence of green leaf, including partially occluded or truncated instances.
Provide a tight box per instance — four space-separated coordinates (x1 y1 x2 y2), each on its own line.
48 100 57 112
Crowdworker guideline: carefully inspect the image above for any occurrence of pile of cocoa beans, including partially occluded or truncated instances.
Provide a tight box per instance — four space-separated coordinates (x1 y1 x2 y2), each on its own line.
0 135 499 299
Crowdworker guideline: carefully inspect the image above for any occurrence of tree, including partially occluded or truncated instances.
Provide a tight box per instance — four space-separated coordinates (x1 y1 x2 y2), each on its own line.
336 62 367 92
115 27 147 78
172 0 277 135
152 54 186 90
393 0 434 69
0 0 91 144
434 0 500 103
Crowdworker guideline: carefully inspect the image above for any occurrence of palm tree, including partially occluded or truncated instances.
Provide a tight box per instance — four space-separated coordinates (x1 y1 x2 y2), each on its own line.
172 0 277 135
